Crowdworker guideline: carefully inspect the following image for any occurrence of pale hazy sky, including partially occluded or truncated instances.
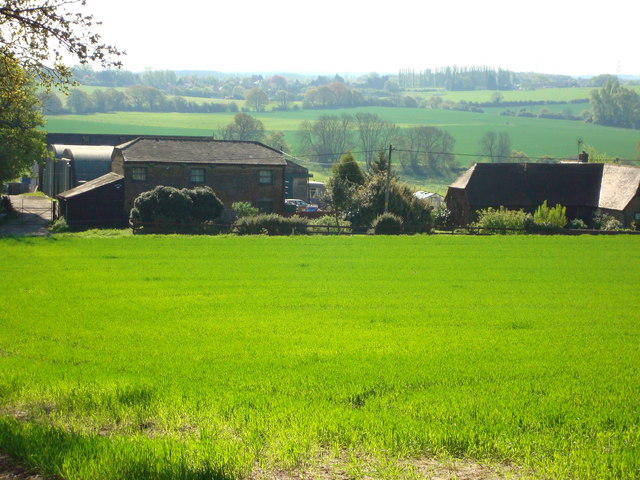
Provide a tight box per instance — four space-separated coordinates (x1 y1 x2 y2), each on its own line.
85 0 638 76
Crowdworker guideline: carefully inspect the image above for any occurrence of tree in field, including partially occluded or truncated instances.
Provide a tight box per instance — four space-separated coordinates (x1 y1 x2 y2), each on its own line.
66 88 94 114
264 131 290 153
219 113 265 142
0 55 47 184
126 85 166 111
38 91 65 115
354 112 398 168
0 0 123 89
274 90 293 111
590 79 640 129
245 87 269 112
298 114 354 164
397 126 456 176
323 176 357 228
478 131 512 163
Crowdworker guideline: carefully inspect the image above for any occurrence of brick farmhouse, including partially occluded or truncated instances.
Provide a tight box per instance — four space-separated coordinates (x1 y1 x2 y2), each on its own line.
55 136 300 227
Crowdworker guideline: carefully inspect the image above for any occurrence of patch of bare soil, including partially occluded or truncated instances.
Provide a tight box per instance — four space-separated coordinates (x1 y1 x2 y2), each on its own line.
250 453 526 479
0 454 50 480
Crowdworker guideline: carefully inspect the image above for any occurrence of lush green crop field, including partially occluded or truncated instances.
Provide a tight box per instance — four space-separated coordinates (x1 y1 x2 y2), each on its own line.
45 106 640 165
406 86 640 104
1 235 639 479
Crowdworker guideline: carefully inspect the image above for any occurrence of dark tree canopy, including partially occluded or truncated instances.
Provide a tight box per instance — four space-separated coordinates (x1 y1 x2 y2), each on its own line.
0 0 123 88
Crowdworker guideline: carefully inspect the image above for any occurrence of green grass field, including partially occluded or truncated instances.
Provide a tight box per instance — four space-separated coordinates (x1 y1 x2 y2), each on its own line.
45 106 640 168
1 235 639 479
405 86 640 104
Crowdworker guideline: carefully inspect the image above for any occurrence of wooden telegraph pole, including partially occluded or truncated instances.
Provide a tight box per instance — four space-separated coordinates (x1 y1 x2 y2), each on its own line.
384 144 393 213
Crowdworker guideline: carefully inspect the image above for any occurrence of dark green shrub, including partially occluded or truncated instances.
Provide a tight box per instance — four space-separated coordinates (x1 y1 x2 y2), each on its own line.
567 218 588 230
372 213 404 235
234 214 307 235
48 216 69 233
183 186 224 222
350 174 433 233
130 185 225 233
130 186 192 225
434 206 453 228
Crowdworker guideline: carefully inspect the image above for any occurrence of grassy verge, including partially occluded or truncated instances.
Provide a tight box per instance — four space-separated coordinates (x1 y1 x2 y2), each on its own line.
1 235 639 479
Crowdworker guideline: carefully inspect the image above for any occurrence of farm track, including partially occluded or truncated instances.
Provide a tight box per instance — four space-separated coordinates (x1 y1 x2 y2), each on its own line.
0 196 51 237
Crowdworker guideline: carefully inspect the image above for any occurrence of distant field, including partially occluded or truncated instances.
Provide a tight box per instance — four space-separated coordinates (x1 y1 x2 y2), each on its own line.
0 235 639 479
45 106 640 165
405 86 640 103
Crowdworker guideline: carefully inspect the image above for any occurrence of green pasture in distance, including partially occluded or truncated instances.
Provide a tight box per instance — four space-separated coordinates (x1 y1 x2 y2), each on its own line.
0 235 638 480
45 107 640 163
405 86 640 103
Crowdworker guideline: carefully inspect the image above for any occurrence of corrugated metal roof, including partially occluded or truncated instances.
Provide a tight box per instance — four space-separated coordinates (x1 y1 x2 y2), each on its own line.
62 146 114 162
57 173 124 199
118 137 286 166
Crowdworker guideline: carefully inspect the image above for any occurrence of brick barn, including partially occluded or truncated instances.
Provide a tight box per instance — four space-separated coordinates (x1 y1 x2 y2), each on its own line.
445 162 640 227
112 137 288 216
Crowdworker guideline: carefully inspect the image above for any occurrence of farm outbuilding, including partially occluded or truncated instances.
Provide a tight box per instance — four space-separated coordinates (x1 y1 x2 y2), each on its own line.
56 172 126 227
414 191 445 209
445 162 640 227
41 145 114 197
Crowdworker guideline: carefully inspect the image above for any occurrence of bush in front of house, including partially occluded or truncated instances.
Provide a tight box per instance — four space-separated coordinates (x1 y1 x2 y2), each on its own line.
231 201 259 220
184 186 224 222
567 218 588 230
234 214 307 235
130 185 224 233
473 207 530 234
371 213 404 235
530 200 567 232
592 212 625 231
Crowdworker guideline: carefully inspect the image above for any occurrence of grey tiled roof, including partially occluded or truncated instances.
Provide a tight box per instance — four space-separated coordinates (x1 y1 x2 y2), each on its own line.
118 137 286 166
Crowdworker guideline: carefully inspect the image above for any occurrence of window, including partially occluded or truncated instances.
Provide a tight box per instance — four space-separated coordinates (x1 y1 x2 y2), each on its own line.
259 170 273 185
634 212 640 221
190 168 205 183
131 167 147 181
